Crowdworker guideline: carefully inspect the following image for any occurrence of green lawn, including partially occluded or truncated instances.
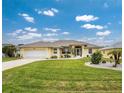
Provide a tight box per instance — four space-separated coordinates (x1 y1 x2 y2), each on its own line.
2 58 122 93
2 57 18 62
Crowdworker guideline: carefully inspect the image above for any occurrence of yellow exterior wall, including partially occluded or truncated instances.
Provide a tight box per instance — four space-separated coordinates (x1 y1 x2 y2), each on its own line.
101 49 113 58
82 48 99 57
20 47 100 58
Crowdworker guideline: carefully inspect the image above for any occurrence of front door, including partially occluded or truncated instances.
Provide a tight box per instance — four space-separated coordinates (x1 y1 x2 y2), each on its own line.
75 48 81 56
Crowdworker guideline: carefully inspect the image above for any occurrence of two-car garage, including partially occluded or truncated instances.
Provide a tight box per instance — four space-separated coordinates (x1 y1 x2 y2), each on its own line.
21 48 49 59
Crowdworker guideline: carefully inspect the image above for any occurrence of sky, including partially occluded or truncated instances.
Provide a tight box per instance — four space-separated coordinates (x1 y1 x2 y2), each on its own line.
2 0 122 46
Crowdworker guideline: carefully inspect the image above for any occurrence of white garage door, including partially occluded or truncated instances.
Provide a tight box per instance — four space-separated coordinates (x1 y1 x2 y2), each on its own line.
23 50 48 58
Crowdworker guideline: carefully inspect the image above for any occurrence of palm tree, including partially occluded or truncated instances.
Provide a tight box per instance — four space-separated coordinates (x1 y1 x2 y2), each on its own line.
108 49 122 67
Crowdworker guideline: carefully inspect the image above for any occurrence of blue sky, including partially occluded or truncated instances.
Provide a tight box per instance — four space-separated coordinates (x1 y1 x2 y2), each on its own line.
2 0 122 46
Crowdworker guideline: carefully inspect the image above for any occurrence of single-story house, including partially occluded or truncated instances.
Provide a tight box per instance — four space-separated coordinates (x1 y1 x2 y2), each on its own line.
100 41 122 58
19 40 102 59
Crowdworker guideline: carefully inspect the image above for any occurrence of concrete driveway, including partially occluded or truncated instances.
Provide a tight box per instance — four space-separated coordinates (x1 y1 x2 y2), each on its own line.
2 58 45 71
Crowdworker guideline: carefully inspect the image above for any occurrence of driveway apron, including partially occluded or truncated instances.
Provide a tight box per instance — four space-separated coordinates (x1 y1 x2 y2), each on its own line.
2 59 44 71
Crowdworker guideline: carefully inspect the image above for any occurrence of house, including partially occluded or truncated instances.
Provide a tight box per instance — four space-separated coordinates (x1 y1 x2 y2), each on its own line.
19 40 101 59
100 41 122 58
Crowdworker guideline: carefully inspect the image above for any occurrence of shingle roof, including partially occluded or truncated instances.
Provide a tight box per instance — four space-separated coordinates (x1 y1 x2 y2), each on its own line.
111 42 122 48
20 40 101 48
20 41 54 48
100 41 122 50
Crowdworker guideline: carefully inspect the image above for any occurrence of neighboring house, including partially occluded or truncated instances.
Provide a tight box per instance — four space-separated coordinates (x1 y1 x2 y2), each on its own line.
19 40 101 59
100 41 122 58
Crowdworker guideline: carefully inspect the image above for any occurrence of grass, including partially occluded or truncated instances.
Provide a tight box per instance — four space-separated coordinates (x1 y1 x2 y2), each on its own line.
3 58 122 93
2 57 18 62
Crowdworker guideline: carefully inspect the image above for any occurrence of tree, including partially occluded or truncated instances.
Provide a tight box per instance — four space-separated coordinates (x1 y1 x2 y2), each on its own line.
2 45 16 57
108 49 122 67
91 51 102 64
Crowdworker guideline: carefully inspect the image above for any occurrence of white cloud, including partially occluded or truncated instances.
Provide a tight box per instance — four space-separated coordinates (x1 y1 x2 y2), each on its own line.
51 8 59 13
107 22 111 25
42 38 59 41
18 13 34 23
44 28 61 32
81 24 104 30
19 13 29 17
75 15 99 22
104 2 109 8
15 29 23 33
35 9 42 14
43 10 55 16
24 27 37 32
78 37 114 46
7 27 38 38
8 32 18 36
17 33 42 40
62 32 70 35
22 31 26 34
35 8 59 16
96 30 111 36
7 29 23 36
44 33 58 37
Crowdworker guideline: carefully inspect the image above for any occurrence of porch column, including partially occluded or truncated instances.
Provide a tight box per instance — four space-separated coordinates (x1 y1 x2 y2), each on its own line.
82 46 84 57
71 46 75 57
57 48 61 58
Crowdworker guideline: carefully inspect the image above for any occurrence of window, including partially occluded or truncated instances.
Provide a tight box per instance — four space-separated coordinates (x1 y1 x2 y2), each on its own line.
62 48 71 54
89 48 92 54
53 48 57 54
84 45 87 47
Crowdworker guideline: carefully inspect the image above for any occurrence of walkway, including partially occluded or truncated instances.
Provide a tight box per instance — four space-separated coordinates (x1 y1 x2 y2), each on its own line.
85 62 122 71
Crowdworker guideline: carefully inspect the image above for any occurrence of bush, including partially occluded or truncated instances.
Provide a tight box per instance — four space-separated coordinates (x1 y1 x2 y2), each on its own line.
82 57 91 62
51 56 58 59
102 60 106 63
87 55 89 57
91 51 102 64
61 55 64 58
2 45 16 57
64 54 71 58
102 58 113 63
110 56 113 59
16 53 20 58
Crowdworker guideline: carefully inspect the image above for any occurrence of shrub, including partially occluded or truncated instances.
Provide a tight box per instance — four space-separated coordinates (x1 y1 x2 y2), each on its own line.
64 54 71 58
16 53 20 58
87 55 89 57
82 57 91 62
110 56 113 59
2 45 16 57
51 56 58 59
102 60 106 63
91 51 102 64
61 55 64 58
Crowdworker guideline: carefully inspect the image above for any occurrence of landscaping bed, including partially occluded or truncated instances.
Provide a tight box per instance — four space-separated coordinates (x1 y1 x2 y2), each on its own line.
85 62 122 71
